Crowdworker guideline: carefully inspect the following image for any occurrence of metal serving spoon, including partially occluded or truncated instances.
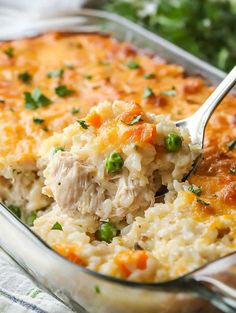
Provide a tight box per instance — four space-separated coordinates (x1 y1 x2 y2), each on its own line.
157 66 236 197
178 65 236 152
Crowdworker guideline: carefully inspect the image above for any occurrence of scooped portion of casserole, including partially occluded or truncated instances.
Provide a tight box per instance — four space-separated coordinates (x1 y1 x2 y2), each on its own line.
39 100 198 223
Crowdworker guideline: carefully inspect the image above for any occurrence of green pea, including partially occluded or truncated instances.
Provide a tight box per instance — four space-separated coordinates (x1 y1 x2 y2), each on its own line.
96 222 117 243
105 152 124 173
164 133 182 152
8 205 21 218
26 211 37 226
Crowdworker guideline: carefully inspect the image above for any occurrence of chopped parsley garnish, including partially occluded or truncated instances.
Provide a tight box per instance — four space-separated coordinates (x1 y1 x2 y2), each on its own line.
196 198 210 206
226 139 236 152
47 69 64 78
128 115 143 125
228 167 236 174
105 152 124 173
188 185 202 196
18 71 32 84
8 205 21 218
65 64 75 70
33 117 44 124
55 85 75 97
143 73 156 79
84 74 93 80
51 222 63 231
4 47 14 58
161 87 176 96
24 87 52 110
26 211 37 226
126 60 140 69
94 285 101 294
143 87 155 98
71 107 80 115
53 147 65 154
77 120 89 129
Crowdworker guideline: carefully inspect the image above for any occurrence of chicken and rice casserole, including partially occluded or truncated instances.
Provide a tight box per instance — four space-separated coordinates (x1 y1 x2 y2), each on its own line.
0 32 235 282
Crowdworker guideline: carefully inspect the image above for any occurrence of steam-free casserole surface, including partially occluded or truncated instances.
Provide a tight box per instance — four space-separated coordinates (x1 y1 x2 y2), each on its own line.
0 32 235 283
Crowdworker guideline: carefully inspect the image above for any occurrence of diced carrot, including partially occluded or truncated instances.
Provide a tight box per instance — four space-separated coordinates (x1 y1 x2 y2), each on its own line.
53 243 86 266
135 250 148 270
119 104 144 125
114 250 148 278
121 124 156 145
86 111 102 128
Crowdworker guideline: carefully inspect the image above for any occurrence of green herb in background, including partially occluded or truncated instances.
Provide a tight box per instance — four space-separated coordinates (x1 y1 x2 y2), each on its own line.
104 0 236 72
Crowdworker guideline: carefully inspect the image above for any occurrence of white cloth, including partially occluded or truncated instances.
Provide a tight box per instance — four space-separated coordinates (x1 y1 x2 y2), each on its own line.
0 1 95 312
0 249 74 313
0 0 97 40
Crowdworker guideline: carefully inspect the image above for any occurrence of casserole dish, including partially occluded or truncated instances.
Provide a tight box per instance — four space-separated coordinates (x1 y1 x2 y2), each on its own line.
0 8 235 313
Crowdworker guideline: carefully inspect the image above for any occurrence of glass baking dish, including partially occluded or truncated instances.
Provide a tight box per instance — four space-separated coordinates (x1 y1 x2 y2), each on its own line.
0 8 234 313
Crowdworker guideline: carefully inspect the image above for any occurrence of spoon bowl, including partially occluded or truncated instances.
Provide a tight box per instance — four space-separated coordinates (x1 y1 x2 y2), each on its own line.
176 66 236 147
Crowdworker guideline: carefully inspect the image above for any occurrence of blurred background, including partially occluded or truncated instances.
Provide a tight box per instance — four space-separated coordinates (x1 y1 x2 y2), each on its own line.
102 0 236 72
0 0 235 72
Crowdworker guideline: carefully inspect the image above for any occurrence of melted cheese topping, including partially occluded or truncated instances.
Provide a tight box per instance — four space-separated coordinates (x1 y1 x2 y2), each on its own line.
0 32 235 216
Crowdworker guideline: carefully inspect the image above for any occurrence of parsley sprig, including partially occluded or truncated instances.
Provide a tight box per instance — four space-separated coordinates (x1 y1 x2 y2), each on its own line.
161 87 176 97
143 87 155 98
126 60 140 69
54 147 65 154
18 71 32 84
228 167 236 174
33 117 44 124
77 120 89 129
24 87 52 110
226 139 236 152
51 222 63 231
71 108 80 115
4 47 14 58
55 85 75 97
196 198 210 206
47 69 64 78
188 185 202 196
128 115 143 125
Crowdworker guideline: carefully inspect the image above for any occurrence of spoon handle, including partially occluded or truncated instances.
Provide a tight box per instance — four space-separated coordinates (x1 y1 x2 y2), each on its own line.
177 66 236 146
